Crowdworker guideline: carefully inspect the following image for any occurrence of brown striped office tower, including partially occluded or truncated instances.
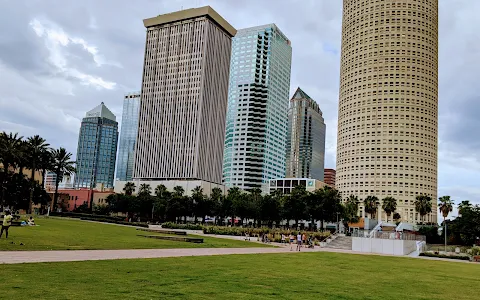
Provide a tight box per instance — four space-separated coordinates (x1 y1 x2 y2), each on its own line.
133 7 236 185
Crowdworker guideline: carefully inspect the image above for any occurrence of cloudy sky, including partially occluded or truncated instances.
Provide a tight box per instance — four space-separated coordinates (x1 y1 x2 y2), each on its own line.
1 0 479 213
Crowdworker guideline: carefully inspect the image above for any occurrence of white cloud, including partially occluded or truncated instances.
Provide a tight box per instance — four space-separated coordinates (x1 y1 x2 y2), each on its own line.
29 17 118 90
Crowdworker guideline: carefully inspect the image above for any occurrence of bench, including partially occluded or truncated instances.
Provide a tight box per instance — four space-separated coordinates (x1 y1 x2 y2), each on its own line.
136 228 187 235
138 234 203 243
473 255 480 263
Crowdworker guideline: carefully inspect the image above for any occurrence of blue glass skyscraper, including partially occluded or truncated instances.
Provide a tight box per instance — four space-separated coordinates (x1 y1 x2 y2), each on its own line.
222 24 292 189
75 102 118 189
115 92 141 181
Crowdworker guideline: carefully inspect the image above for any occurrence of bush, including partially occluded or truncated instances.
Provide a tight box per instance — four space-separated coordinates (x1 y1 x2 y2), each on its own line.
51 212 124 222
470 246 480 256
419 252 470 261
161 222 203 230
79 217 148 228
202 226 331 240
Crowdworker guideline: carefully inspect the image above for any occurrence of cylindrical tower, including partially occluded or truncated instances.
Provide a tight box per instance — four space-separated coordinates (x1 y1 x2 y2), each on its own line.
336 0 438 224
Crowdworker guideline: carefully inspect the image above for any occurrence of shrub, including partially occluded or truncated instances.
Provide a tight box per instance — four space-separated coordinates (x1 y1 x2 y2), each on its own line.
79 217 148 228
470 246 480 256
419 252 470 261
50 212 124 222
202 226 331 240
161 222 203 230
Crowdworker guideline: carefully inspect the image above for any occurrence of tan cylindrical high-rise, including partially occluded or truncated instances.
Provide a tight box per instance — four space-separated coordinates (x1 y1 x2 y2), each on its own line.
337 0 438 224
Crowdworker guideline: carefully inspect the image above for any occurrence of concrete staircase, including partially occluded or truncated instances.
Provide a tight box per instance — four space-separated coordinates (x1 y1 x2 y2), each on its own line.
324 236 352 250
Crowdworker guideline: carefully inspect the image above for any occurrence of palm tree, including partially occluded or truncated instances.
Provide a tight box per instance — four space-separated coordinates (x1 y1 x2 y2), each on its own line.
38 149 54 189
138 183 152 196
26 135 50 213
0 132 24 170
191 186 205 223
155 184 167 198
382 196 397 222
364 195 379 220
123 182 136 196
458 200 472 216
438 196 454 252
414 194 432 224
342 195 360 233
51 148 75 211
393 212 401 223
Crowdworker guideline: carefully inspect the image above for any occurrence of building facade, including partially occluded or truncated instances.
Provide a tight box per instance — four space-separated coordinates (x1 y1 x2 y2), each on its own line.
44 171 74 192
286 87 326 180
336 0 438 224
133 6 235 185
324 168 336 188
222 24 292 190
267 178 326 195
116 92 141 182
75 102 118 189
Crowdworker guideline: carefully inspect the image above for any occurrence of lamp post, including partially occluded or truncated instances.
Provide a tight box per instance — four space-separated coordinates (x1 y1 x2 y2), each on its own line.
336 212 340 233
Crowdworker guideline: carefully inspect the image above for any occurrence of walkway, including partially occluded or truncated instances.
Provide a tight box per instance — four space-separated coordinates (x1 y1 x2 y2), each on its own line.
0 246 325 265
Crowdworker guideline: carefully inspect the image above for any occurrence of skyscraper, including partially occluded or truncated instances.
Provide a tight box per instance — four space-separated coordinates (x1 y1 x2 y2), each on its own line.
286 88 326 180
222 24 292 190
75 102 118 189
336 0 438 223
116 92 141 181
133 6 235 185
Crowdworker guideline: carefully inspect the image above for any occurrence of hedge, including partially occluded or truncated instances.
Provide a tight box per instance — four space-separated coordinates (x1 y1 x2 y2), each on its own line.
79 217 149 228
50 212 124 222
161 222 203 230
419 252 471 261
202 226 331 240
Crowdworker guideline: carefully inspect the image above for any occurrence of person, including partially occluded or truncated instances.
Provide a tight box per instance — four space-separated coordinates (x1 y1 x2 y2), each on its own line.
281 233 286 244
302 233 306 248
28 216 35 226
296 232 302 251
289 233 295 251
1 210 13 239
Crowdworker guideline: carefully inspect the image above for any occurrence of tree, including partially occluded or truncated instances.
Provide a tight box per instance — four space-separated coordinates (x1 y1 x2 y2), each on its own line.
364 195 379 220
458 200 472 216
0 132 24 208
315 186 342 230
393 212 401 223
438 195 454 250
153 184 169 221
226 187 242 226
342 195 360 233
123 182 136 196
26 135 50 213
191 186 206 223
382 196 397 222
51 148 75 211
259 190 282 227
38 149 54 189
283 185 308 228
138 183 152 196
414 194 432 223
210 187 225 225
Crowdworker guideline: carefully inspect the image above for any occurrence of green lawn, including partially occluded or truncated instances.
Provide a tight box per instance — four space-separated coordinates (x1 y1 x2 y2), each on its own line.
1 252 478 299
0 217 267 250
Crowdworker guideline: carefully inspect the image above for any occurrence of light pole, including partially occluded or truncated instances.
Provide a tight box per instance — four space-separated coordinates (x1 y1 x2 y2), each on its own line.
336 212 340 233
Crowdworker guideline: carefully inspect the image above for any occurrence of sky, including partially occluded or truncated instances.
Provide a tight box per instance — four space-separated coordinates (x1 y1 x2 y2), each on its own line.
1 0 479 217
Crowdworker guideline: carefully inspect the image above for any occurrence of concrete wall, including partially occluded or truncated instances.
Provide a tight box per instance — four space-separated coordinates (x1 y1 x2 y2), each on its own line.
352 237 417 256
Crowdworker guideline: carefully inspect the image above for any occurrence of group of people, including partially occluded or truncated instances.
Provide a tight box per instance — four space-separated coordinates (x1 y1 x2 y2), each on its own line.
280 232 314 251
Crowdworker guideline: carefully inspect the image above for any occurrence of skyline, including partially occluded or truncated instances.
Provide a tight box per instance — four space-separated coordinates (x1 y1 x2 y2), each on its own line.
1 0 479 213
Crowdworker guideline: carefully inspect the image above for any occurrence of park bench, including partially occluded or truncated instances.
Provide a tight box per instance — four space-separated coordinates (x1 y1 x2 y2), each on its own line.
136 228 187 235
473 255 480 263
138 234 203 243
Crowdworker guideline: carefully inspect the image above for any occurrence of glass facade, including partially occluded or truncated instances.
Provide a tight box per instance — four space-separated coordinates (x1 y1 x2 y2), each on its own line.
75 102 118 189
223 24 292 190
286 88 326 180
115 92 141 181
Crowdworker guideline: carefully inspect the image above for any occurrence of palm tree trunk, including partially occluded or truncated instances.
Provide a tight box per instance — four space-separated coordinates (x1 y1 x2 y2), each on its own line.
53 171 60 212
28 161 36 214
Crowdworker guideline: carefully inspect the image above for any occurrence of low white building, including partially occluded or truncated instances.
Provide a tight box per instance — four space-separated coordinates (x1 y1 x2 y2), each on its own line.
264 178 327 194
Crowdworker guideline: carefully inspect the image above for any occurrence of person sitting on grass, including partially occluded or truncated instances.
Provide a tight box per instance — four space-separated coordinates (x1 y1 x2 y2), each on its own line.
28 216 35 226
0 210 13 239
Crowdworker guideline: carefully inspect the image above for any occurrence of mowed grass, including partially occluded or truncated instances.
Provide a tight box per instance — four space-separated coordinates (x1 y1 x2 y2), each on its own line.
1 252 479 299
0 217 267 250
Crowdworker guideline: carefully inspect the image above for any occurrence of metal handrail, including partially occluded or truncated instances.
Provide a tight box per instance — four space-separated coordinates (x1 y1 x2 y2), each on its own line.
319 231 336 244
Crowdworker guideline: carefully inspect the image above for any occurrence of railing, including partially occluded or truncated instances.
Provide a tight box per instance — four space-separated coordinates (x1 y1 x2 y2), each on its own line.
319 231 337 247
352 230 425 242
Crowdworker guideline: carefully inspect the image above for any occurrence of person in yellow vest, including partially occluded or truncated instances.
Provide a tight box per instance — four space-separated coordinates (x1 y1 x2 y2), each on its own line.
1 210 13 239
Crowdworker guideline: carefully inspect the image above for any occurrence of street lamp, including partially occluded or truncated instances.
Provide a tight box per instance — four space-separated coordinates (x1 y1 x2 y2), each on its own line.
336 212 340 233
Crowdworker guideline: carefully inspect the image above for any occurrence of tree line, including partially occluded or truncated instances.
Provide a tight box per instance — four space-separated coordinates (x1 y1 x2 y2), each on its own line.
0 132 75 213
